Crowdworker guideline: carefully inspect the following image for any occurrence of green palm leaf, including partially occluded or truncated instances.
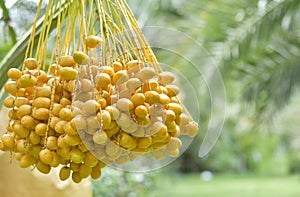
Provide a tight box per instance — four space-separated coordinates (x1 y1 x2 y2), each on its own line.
215 0 300 121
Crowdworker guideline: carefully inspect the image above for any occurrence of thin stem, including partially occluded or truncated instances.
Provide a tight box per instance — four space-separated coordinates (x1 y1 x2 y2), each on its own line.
23 0 43 71
81 0 88 53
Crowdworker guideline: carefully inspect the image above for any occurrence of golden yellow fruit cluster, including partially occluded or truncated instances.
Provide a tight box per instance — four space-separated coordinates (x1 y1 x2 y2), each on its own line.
72 57 199 163
1 57 105 183
0 51 199 183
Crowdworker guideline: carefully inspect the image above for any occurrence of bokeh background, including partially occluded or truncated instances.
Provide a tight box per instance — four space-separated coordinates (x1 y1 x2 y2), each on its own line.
1 0 300 196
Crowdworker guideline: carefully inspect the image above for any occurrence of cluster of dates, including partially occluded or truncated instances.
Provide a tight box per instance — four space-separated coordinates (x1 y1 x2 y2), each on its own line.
0 35 198 183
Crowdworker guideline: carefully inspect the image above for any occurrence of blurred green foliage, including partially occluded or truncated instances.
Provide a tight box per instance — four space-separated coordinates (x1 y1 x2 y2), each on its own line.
92 168 158 197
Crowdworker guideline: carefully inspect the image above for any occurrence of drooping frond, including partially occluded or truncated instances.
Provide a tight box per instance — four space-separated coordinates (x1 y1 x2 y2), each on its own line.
214 0 300 121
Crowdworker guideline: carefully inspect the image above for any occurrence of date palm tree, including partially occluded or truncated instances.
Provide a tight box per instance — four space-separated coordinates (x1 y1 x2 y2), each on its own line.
0 0 299 174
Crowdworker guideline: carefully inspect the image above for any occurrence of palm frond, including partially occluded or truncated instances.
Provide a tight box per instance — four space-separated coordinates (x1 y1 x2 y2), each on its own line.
216 0 300 120
241 35 300 121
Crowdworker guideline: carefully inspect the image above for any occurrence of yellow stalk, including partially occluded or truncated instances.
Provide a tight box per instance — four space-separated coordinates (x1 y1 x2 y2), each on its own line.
42 0 56 70
80 0 88 54
22 0 43 71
